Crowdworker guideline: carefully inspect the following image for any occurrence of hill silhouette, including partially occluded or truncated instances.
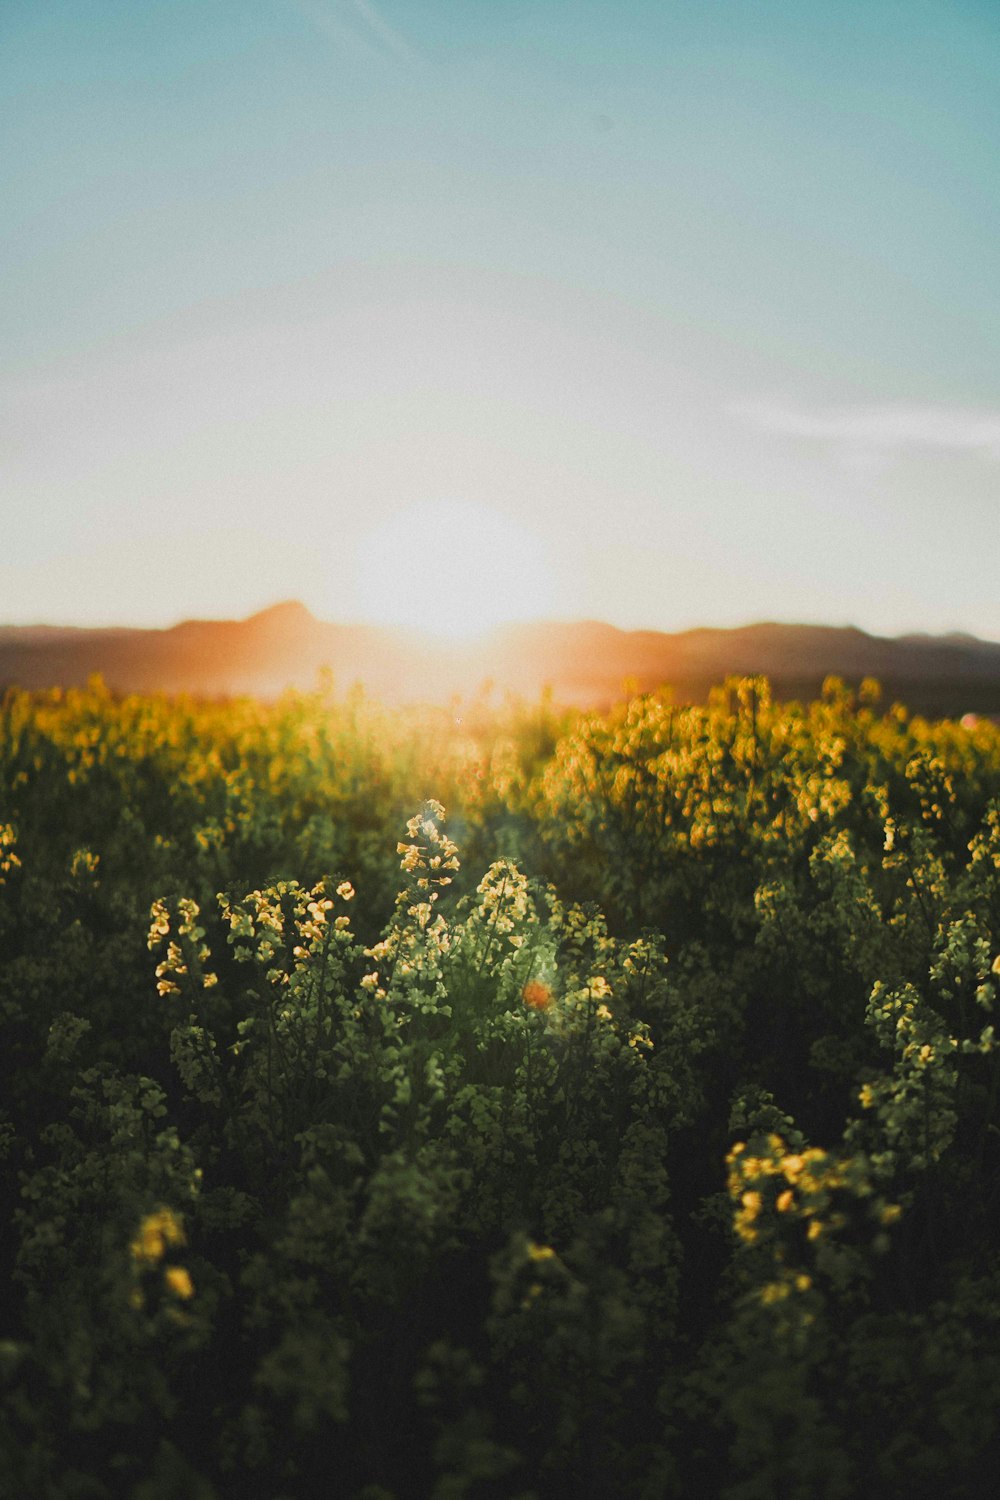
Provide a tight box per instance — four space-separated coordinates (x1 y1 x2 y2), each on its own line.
2 603 1000 717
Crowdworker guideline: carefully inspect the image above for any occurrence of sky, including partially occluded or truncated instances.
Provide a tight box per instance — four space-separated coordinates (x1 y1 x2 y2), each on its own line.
3 0 999 640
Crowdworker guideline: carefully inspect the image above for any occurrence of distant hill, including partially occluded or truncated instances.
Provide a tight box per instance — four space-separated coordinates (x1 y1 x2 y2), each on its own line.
2 602 1000 717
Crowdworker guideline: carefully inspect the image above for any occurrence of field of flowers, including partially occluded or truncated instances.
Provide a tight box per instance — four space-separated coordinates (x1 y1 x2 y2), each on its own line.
1 674 1000 1498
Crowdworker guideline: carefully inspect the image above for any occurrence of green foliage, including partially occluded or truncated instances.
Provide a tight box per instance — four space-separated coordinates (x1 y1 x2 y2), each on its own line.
1 677 1000 1496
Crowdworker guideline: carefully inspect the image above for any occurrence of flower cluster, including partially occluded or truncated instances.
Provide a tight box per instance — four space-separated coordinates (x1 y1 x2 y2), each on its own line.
129 1207 195 1309
727 1131 901 1301
362 802 459 1004
148 897 218 995
0 823 21 886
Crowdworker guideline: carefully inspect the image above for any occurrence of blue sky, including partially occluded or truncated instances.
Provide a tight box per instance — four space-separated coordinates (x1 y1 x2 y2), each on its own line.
3 0 999 637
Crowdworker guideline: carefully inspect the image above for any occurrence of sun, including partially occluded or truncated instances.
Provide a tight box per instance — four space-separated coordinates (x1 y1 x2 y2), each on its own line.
351 500 561 641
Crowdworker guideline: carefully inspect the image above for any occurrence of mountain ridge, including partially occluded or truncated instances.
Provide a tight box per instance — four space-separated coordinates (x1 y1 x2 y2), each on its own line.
2 605 999 717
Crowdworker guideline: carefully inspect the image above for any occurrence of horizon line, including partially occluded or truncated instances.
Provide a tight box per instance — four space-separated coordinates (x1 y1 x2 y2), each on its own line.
0 602 998 650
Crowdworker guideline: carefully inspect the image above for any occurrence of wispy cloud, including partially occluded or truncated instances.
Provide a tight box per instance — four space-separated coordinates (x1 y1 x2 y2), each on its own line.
288 0 422 66
350 0 420 63
734 400 1000 458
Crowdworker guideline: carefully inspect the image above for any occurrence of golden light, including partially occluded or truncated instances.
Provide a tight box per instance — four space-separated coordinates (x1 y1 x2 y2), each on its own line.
351 500 561 640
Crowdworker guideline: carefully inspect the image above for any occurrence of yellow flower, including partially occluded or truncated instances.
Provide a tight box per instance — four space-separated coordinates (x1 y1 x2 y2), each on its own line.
760 1281 789 1305
527 1241 557 1262
164 1266 194 1300
131 1208 186 1266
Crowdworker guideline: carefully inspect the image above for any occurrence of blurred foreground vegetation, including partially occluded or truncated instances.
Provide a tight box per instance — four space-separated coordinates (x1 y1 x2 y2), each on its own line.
2 675 1000 1498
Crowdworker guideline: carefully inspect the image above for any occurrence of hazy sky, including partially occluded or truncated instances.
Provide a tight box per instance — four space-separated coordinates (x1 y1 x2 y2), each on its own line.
3 0 999 638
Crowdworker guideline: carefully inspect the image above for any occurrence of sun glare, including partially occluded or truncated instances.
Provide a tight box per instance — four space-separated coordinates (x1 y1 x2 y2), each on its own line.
351 501 560 640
